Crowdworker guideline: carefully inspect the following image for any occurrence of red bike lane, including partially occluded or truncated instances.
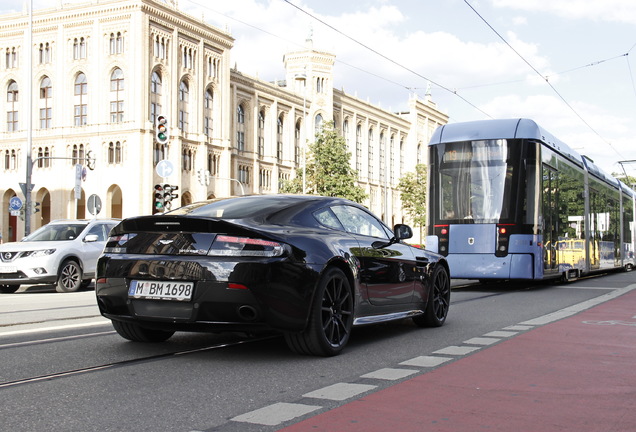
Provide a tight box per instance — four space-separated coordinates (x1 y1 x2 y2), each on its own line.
281 288 636 432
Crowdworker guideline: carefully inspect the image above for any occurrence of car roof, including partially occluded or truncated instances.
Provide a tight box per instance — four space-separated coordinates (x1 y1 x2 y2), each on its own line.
46 219 120 225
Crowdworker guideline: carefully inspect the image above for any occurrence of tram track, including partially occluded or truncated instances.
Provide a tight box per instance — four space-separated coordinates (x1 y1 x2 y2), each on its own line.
0 335 277 390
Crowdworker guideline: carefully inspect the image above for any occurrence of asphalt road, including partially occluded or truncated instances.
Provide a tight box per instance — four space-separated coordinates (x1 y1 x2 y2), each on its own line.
0 273 633 432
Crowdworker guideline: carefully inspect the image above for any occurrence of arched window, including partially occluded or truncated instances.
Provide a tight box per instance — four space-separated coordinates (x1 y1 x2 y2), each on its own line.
150 70 162 123
236 105 245 151
368 128 375 182
295 120 301 166
7 81 18 132
110 68 124 123
356 124 362 176
257 110 265 157
178 80 189 132
74 73 87 126
204 88 213 137
277 114 284 161
314 113 323 135
73 37 86 60
110 32 123 55
39 76 52 129
39 42 51 64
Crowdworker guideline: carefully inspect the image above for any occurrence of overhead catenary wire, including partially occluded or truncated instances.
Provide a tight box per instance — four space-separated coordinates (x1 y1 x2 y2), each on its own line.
463 0 627 162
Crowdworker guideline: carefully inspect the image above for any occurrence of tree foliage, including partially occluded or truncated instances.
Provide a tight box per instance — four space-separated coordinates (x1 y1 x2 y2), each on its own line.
280 121 367 203
397 163 428 230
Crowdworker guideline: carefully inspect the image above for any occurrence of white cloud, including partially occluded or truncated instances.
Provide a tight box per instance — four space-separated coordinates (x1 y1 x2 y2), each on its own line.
491 0 636 24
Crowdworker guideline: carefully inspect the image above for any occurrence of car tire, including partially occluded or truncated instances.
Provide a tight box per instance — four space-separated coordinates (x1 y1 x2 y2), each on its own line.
56 259 83 293
0 284 20 293
284 267 353 356
413 264 450 328
111 320 175 342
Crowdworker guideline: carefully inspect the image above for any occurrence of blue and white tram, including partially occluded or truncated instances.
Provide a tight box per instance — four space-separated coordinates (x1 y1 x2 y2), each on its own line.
426 118 636 281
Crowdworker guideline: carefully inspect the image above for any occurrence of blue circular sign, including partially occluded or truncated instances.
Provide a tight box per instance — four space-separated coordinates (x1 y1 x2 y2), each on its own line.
156 160 174 178
9 196 23 211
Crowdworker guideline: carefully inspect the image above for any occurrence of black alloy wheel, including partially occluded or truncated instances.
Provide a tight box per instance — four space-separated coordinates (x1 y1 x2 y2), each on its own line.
56 259 83 293
413 264 450 327
111 320 175 343
285 267 354 356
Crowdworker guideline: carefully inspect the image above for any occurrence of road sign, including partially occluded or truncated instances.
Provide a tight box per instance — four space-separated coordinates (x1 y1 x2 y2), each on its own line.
156 159 174 178
87 194 102 216
9 196 23 212
75 164 82 200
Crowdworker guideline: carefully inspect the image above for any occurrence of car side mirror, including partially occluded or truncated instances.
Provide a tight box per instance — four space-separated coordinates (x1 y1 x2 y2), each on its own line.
393 224 413 240
84 234 99 243
372 224 414 249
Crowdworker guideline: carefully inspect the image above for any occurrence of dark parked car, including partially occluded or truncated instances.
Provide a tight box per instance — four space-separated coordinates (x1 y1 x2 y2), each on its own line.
95 195 450 356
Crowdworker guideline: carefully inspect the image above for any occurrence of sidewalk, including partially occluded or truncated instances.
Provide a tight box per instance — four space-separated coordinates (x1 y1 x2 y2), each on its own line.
280 285 636 432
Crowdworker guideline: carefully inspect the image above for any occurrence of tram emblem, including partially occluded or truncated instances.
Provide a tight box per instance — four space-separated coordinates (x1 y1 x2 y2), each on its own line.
468 237 475 245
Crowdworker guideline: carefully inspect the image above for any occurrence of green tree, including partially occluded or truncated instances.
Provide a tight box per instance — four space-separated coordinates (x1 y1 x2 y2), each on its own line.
397 163 428 239
281 121 367 203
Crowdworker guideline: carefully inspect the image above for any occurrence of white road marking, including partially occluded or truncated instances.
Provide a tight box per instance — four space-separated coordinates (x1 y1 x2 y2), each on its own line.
360 368 419 381
231 402 321 426
303 383 377 401
400 355 454 367
433 345 481 356
464 337 500 346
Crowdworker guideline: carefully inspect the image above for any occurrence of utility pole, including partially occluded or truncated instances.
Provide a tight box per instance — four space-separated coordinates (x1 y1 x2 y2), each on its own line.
25 0 33 235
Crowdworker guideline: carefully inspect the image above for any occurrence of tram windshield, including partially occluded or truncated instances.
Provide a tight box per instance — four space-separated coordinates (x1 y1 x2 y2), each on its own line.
433 139 515 223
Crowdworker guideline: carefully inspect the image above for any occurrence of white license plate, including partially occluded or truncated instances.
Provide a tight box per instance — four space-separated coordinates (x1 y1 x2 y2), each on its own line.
128 280 193 301
0 266 17 273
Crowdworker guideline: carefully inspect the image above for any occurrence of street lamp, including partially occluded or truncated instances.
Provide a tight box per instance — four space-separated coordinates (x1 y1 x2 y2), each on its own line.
294 71 307 194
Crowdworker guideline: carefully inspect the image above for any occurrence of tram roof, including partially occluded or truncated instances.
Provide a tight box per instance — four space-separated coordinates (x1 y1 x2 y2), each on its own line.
430 118 620 189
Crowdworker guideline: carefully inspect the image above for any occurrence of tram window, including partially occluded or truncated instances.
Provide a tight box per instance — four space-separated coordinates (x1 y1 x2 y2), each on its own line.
438 139 512 223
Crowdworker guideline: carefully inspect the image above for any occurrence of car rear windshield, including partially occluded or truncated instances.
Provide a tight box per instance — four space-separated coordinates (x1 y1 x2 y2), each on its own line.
167 196 303 219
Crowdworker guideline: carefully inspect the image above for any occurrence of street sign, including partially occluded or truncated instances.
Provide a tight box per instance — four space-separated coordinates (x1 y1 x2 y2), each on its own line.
9 196 23 211
19 182 34 197
74 164 82 200
87 194 102 216
156 159 174 178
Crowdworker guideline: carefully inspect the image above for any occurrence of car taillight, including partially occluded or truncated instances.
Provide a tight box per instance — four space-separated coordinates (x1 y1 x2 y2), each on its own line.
103 233 137 253
208 235 285 257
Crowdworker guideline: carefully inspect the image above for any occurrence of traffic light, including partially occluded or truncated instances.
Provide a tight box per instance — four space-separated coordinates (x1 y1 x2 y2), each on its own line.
33 202 41 214
163 184 179 210
86 150 96 170
154 184 165 212
155 115 169 145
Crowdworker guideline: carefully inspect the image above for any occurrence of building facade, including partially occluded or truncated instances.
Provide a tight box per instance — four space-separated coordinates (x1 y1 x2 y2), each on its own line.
0 0 448 242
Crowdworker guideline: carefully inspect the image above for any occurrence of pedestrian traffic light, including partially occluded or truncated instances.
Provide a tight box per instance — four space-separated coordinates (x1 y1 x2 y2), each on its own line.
156 115 169 145
33 202 41 214
154 184 165 212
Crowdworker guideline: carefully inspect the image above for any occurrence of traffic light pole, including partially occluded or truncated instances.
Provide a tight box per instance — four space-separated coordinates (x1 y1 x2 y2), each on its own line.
22 153 96 235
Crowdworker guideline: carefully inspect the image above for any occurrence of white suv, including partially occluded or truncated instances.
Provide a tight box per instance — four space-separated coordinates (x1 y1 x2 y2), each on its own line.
0 219 119 293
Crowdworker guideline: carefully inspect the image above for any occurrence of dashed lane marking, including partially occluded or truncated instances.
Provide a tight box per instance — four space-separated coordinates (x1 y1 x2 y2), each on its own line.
360 368 419 381
433 345 481 356
400 355 454 367
463 337 500 346
230 402 321 426
229 284 636 429
303 383 377 401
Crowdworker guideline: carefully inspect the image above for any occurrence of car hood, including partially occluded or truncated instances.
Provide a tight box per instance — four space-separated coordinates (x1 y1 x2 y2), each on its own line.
0 240 74 251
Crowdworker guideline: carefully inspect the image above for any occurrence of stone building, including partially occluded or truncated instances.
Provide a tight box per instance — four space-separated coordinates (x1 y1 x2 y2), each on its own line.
0 0 447 242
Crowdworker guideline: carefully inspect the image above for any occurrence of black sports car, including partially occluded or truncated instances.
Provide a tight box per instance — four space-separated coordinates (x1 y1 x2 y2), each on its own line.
95 195 450 356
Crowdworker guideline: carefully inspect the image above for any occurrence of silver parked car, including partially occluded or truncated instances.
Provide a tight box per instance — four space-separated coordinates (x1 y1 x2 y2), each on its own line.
0 219 119 293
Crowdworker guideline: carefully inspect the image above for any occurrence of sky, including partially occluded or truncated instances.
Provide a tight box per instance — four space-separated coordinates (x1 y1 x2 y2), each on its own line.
4 0 636 177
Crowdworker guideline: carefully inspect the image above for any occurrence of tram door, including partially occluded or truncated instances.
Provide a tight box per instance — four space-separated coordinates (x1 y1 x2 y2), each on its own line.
542 165 560 276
